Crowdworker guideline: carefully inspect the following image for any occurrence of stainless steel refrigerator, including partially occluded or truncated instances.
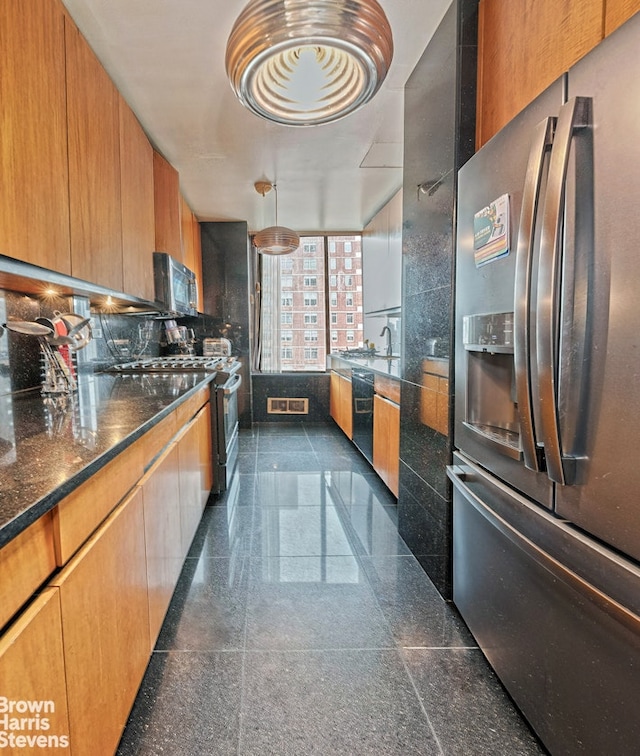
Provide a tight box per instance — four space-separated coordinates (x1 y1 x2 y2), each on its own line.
449 12 640 754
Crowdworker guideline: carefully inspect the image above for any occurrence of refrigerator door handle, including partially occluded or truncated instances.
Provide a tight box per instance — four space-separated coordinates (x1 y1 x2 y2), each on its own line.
514 116 556 472
536 96 591 485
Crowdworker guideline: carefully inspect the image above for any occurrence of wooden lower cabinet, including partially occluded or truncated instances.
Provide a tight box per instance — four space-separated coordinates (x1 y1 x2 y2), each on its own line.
0 588 71 755
373 394 400 497
330 371 353 439
50 488 149 756
141 444 183 647
177 411 207 558
0 512 56 630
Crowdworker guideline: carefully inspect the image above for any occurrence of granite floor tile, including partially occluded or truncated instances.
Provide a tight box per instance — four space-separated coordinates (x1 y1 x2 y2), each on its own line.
238 649 441 756
187 504 254 558
256 471 329 507
156 556 250 652
119 423 542 754
360 555 475 648
402 648 546 755
117 651 243 756
258 434 314 453
256 451 323 472
244 556 395 651
250 505 359 557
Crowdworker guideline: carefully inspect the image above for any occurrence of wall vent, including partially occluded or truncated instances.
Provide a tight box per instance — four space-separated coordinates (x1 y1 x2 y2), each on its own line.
267 397 309 415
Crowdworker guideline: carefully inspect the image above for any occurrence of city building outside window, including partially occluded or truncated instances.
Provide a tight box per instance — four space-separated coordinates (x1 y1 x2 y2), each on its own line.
260 234 363 371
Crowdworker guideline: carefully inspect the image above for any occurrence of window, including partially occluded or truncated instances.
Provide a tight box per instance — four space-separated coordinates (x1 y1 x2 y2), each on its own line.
256 235 363 372
344 258 352 270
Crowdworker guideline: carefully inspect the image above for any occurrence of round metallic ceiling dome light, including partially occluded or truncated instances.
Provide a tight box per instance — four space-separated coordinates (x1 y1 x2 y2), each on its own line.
225 0 394 126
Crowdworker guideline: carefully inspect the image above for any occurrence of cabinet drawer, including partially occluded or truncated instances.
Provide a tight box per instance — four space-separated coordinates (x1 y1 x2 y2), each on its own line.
175 386 209 428
52 439 144 565
0 513 56 629
374 374 400 404
141 410 177 464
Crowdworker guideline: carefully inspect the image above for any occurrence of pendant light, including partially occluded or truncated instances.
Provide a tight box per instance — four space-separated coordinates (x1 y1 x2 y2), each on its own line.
225 0 394 127
253 181 300 255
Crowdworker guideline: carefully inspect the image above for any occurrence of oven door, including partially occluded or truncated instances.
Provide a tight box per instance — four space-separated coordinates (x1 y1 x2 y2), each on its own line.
216 372 242 465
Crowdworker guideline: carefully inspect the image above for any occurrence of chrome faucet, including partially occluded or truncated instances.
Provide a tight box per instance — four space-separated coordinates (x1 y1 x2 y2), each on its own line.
380 325 392 357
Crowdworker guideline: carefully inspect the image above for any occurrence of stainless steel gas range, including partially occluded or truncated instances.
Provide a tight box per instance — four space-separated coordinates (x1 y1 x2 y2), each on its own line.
107 355 242 494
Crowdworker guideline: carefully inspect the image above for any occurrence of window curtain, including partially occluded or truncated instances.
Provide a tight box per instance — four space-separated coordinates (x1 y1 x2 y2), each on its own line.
251 248 281 372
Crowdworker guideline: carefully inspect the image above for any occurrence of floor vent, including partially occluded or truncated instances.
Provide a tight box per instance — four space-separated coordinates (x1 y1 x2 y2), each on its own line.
267 397 309 415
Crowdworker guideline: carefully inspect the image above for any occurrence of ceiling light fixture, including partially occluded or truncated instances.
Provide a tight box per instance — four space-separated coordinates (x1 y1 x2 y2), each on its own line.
253 181 300 255
225 0 394 127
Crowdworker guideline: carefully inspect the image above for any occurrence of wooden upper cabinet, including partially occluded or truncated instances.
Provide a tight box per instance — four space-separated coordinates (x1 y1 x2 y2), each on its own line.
476 0 603 146
120 95 156 301
153 151 183 262
605 0 640 35
181 194 203 307
65 16 123 291
0 0 71 274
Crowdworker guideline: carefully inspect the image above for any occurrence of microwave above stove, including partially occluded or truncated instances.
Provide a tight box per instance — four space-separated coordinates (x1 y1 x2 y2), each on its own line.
153 252 198 317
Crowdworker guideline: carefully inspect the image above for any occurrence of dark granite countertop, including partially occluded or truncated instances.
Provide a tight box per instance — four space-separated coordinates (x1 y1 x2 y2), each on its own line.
0 371 215 549
329 353 401 379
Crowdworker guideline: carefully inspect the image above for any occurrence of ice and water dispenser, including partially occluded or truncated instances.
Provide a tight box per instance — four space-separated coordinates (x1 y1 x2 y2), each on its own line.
462 312 521 459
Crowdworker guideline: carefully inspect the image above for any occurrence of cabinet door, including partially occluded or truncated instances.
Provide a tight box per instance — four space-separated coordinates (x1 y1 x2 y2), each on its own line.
0 0 71 274
120 95 155 301
476 0 603 146
51 488 149 756
141 443 183 646
0 589 70 754
605 0 640 34
373 394 400 496
362 201 390 313
198 402 213 505
66 17 123 291
330 371 341 424
177 416 205 557
338 375 353 439
153 151 183 261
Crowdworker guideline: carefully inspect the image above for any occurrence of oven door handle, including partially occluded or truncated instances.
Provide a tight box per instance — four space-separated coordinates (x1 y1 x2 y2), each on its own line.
221 373 242 394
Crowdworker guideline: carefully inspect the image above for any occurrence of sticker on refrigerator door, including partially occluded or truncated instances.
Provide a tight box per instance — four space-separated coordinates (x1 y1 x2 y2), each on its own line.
473 194 510 267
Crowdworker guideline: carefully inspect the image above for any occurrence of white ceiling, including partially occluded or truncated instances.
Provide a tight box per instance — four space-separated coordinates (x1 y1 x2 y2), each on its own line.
60 0 451 233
